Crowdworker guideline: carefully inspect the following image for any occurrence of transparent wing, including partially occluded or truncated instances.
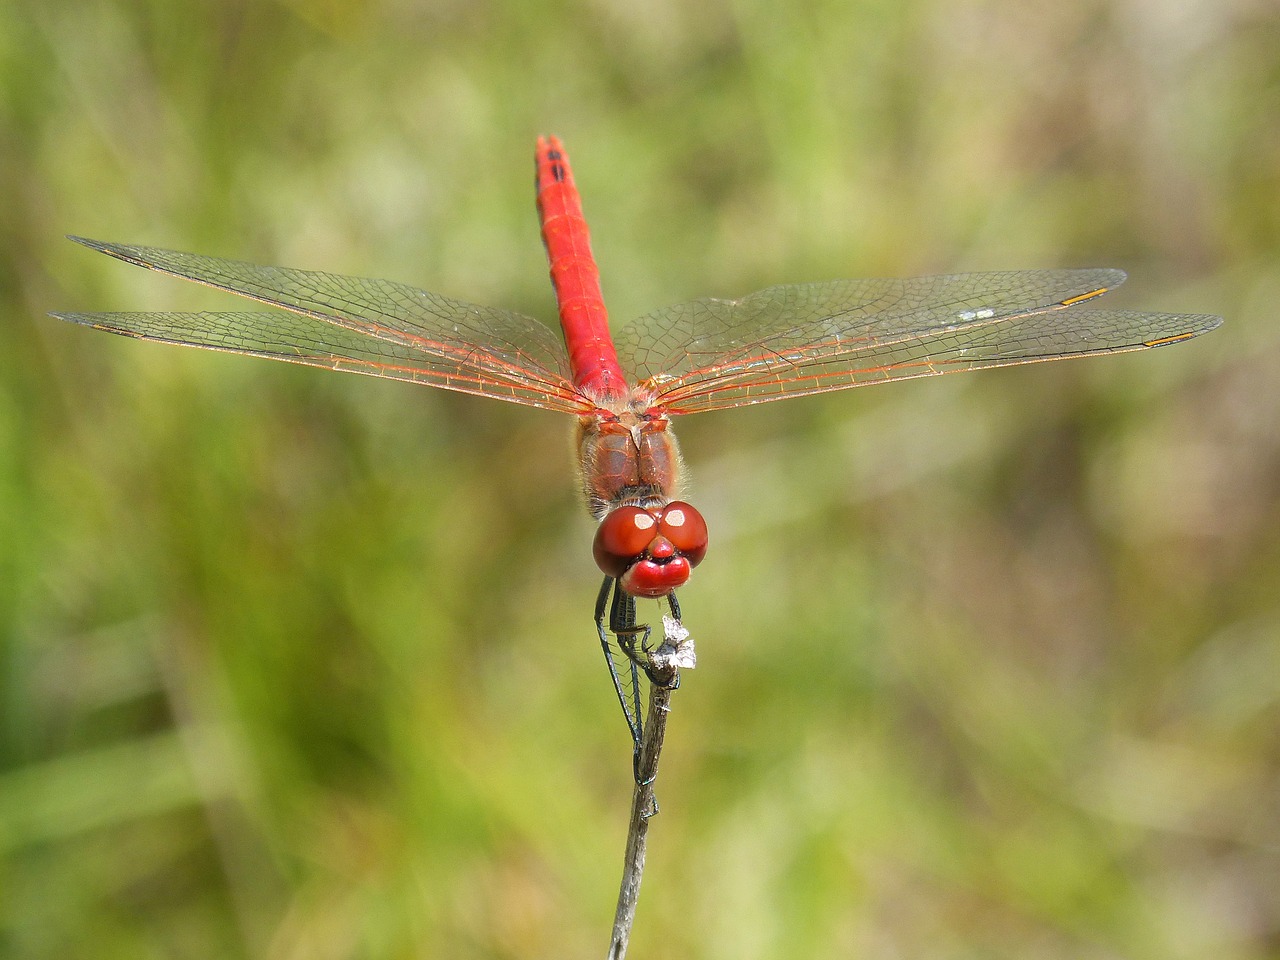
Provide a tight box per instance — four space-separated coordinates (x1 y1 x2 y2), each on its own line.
55 237 595 414
615 270 1221 415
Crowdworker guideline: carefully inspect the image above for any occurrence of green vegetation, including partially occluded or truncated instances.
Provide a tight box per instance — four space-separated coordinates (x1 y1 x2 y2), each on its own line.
1 0 1273 956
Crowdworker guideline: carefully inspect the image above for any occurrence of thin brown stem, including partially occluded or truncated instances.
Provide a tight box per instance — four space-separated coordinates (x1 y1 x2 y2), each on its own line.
606 677 674 960
602 607 693 959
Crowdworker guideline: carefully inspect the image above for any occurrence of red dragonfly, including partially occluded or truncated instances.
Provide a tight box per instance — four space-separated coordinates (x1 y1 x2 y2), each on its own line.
56 136 1220 750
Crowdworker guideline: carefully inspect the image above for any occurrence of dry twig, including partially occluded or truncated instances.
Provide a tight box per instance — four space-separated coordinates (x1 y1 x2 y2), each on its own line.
606 615 693 960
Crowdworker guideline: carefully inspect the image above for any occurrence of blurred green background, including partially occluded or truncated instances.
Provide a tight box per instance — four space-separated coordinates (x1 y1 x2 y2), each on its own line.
2 0 1275 956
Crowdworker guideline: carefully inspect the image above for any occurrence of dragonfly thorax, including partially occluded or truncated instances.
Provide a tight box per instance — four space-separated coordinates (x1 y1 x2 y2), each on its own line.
576 397 683 520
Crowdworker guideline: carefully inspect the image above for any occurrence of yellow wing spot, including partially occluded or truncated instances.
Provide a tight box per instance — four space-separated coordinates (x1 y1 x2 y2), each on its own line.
1144 332 1198 347
1060 286 1111 307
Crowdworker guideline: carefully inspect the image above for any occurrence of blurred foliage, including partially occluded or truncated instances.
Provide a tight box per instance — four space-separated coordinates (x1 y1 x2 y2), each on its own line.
1 0 1276 957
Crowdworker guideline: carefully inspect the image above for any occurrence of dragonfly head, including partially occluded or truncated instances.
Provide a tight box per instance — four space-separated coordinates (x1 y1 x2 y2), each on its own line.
592 501 708 598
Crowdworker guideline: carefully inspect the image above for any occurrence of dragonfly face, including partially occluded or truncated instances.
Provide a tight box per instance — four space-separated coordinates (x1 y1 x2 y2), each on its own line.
593 501 708 599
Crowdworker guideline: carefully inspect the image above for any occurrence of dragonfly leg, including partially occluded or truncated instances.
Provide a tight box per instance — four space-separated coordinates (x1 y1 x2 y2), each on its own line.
609 584 658 784
596 579 688 783
595 577 644 752
611 586 682 692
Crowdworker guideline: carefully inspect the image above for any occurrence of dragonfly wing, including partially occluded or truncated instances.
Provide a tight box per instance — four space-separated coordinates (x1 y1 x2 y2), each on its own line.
616 270 1221 415
52 310 587 410
58 237 594 414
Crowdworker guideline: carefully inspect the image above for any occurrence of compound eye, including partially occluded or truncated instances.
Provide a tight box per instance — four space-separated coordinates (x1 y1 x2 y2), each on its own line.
593 506 657 577
657 502 708 568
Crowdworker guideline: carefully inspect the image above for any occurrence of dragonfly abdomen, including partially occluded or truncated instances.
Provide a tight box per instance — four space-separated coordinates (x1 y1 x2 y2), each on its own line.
535 135 628 400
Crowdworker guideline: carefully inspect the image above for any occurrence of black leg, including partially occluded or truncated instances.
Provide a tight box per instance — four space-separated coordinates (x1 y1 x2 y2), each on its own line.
612 587 681 691
595 578 690 782
595 576 644 751
610 582 651 676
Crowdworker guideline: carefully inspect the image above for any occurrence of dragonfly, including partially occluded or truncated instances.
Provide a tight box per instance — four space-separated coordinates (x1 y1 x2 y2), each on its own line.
54 135 1221 759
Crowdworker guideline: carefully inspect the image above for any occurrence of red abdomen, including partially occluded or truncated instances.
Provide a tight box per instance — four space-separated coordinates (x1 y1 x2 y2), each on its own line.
535 136 628 400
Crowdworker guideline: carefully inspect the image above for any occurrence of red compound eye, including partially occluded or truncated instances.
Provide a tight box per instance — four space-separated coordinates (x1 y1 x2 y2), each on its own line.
593 506 658 577
657 501 708 568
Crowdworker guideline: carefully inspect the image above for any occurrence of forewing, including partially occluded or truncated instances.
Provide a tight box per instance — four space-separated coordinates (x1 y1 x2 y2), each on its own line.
55 237 593 414
615 270 1221 415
